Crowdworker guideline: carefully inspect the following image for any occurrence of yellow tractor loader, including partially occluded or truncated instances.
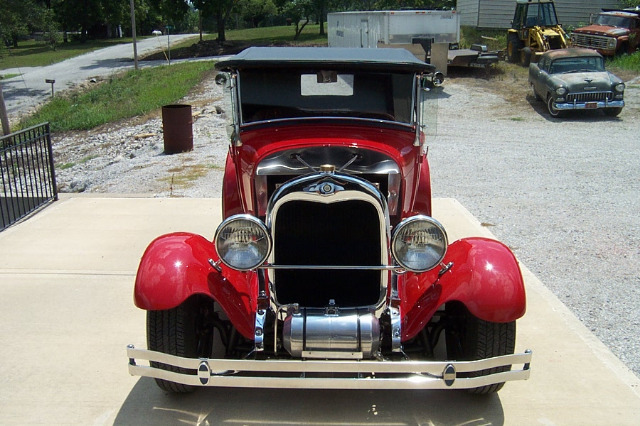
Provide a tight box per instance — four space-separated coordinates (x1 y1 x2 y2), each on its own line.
507 0 568 66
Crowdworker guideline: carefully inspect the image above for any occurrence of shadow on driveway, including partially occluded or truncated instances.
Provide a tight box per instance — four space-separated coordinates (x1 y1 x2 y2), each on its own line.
114 377 505 425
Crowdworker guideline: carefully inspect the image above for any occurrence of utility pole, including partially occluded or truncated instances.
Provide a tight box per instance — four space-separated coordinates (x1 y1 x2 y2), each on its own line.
130 0 138 70
0 83 10 136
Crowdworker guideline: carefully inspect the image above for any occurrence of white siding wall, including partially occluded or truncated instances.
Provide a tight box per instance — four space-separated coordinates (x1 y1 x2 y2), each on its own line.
457 0 480 26
456 0 623 29
556 0 621 28
477 0 513 28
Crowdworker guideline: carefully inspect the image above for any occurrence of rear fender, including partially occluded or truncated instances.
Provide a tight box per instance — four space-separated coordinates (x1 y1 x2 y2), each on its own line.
134 232 256 339
400 237 526 340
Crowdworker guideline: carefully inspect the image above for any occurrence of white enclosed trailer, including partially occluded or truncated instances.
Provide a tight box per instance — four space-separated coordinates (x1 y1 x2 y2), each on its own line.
328 10 460 74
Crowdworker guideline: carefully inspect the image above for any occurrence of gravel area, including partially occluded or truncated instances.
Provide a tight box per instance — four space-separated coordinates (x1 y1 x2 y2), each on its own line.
51 67 640 378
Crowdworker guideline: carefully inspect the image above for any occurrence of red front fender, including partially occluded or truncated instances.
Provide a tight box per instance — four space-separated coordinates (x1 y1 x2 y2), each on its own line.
134 232 257 339
401 237 526 340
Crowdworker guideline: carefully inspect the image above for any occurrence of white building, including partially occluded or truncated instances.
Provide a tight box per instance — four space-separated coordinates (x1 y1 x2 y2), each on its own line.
456 0 623 29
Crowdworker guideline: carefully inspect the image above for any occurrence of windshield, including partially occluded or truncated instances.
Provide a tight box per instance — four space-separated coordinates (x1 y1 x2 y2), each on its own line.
237 69 415 125
526 3 559 27
594 14 632 29
549 57 605 74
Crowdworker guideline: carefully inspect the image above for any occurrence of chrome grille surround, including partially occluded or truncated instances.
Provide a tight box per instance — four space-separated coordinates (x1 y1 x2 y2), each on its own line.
265 172 391 311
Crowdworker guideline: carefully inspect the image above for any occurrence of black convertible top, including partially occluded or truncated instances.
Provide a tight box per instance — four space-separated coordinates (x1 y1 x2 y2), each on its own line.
215 46 434 73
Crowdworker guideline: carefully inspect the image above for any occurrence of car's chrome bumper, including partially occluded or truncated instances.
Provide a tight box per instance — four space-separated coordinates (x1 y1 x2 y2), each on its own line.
127 345 532 390
555 100 624 111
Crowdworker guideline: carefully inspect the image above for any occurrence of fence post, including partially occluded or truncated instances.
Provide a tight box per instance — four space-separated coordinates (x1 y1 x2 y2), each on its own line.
0 83 10 136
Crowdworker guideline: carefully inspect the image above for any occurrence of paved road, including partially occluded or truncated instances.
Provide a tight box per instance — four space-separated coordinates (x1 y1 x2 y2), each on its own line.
1 34 198 120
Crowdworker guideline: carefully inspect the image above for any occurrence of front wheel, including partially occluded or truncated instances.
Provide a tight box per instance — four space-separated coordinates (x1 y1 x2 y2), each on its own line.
604 107 623 117
547 95 564 118
147 296 216 393
446 304 516 394
507 35 521 63
521 47 532 67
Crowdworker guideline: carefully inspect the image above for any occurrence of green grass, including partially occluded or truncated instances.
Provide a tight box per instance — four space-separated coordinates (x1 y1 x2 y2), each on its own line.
608 51 640 73
226 24 328 45
0 38 143 70
1 73 20 80
167 24 328 52
459 26 506 52
20 60 215 132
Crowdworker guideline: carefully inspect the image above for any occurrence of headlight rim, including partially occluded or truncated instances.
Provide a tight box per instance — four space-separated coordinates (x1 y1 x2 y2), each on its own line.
615 83 625 93
214 214 272 271
391 215 448 273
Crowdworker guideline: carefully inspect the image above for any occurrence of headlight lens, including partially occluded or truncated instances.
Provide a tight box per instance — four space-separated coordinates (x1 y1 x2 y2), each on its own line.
607 38 617 49
214 215 271 271
615 83 625 93
392 216 448 273
556 87 567 96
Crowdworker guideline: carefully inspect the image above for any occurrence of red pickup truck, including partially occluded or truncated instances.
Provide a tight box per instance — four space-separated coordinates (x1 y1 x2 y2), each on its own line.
570 8 640 56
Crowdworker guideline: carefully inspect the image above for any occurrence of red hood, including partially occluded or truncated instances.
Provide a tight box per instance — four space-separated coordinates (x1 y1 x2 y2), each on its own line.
574 24 630 37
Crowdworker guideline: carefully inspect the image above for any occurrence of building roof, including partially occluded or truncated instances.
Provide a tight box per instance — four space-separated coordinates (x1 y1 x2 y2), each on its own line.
215 47 434 73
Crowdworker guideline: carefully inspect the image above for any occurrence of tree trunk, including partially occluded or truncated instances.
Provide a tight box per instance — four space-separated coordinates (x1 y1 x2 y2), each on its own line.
217 11 226 42
294 18 309 40
319 4 325 36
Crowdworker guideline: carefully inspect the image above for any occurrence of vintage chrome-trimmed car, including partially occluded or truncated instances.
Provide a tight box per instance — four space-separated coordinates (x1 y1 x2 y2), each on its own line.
529 48 625 117
127 47 531 394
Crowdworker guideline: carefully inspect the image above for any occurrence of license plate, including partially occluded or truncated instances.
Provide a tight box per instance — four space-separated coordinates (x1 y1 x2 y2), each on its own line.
585 102 598 109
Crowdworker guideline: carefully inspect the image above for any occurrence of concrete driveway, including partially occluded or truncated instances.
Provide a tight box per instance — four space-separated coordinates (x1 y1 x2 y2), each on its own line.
0 195 638 424
1 34 199 120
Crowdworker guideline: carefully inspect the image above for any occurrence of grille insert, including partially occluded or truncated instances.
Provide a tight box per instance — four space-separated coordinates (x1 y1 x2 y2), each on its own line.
566 91 613 103
273 200 382 307
572 34 610 50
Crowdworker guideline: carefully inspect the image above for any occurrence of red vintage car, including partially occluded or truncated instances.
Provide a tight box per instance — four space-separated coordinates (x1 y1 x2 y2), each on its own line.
127 47 531 394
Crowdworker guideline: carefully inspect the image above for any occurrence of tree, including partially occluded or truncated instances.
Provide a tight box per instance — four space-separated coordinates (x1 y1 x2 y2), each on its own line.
312 0 327 35
39 7 62 49
275 0 314 39
239 0 278 28
0 0 43 47
193 0 236 42
372 0 455 9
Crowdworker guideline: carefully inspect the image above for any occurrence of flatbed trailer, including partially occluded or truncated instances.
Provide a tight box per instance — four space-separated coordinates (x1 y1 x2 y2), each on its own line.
447 45 500 69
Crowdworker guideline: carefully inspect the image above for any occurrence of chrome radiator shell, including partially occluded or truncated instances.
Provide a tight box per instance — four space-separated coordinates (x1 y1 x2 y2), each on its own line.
282 306 380 359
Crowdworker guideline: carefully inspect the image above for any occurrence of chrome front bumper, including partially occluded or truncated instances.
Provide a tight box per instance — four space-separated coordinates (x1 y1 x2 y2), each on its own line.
555 100 624 111
127 345 532 390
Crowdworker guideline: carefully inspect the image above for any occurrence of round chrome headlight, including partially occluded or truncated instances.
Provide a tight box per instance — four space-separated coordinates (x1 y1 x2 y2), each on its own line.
214 215 271 271
392 216 448 273
555 87 567 96
615 83 625 93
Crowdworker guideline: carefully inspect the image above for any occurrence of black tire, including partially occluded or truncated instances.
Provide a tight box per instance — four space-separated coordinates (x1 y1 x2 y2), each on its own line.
616 43 629 57
521 47 532 67
547 95 564 118
604 107 622 117
446 304 516 394
147 296 215 393
506 34 522 64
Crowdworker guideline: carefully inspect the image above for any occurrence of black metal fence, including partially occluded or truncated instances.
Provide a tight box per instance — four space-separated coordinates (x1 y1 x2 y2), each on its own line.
1 123 57 231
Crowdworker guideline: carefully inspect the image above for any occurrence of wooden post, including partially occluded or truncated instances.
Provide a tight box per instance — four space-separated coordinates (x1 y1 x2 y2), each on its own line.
0 83 10 136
